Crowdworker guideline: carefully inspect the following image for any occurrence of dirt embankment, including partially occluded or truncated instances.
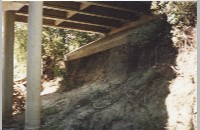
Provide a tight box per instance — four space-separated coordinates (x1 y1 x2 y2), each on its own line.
38 19 179 130
14 18 186 130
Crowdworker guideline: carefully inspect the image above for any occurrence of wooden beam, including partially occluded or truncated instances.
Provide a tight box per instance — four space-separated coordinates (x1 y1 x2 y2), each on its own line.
66 3 92 18
23 1 123 21
82 5 140 21
17 7 116 29
80 3 92 10
66 11 77 18
42 2 131 22
84 1 143 14
15 15 110 34
59 22 110 34
55 20 65 26
16 12 115 29
65 29 131 61
65 15 162 61
43 1 81 11
71 14 123 28
56 2 92 25
109 15 161 35
91 1 152 14
15 15 54 26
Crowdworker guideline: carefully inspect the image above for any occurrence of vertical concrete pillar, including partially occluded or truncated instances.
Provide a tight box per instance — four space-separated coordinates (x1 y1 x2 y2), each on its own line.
2 11 15 125
25 1 43 130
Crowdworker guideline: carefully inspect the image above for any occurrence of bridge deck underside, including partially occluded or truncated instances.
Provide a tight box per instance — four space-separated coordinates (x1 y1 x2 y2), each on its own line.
14 1 152 34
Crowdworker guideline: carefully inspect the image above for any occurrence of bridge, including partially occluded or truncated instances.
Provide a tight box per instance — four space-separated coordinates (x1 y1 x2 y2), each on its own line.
2 1 160 130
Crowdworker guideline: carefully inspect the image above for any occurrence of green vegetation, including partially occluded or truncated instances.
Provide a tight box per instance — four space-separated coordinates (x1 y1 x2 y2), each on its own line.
151 1 197 48
14 24 28 79
151 1 196 26
14 24 103 80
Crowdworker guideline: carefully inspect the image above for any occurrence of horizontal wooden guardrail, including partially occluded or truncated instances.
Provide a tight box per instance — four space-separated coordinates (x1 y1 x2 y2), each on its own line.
65 15 163 61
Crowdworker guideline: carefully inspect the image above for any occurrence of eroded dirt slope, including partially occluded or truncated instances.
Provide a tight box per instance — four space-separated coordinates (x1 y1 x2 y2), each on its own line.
14 19 184 130
39 19 178 130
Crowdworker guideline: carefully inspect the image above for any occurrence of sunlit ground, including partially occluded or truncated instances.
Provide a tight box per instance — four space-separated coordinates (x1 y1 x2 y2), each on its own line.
40 77 62 95
165 27 197 130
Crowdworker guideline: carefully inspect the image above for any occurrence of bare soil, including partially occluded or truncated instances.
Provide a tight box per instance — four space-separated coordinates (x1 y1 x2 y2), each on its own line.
40 19 178 129
13 19 196 130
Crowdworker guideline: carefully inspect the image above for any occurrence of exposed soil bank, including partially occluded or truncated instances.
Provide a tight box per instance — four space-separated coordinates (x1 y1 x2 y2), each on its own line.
14 18 197 130
38 18 178 130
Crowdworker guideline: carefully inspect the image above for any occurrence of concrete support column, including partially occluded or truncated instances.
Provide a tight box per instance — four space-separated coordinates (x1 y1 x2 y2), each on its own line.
2 11 15 125
25 1 43 130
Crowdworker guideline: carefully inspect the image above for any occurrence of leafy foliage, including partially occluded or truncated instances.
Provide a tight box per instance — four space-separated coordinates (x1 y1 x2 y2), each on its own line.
151 1 197 49
14 23 102 80
14 24 28 65
151 1 197 26
66 30 103 52
14 24 28 79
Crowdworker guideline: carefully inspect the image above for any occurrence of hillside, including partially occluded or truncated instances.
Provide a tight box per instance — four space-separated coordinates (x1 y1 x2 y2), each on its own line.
41 18 176 130
13 18 196 130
